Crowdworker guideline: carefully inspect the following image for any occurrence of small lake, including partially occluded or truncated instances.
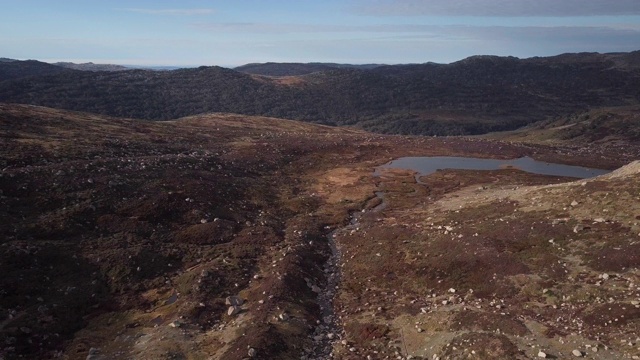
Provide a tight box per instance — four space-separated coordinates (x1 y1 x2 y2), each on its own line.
376 156 610 179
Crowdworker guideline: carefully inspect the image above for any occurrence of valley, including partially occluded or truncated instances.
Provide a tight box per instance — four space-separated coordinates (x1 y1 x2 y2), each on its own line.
1 48 640 360
1 102 639 359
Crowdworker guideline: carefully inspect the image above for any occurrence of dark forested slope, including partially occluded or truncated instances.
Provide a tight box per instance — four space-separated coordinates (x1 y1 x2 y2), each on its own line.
1 51 639 135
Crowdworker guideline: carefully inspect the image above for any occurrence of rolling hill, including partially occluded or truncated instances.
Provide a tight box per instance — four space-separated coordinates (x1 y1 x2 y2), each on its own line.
1 51 639 136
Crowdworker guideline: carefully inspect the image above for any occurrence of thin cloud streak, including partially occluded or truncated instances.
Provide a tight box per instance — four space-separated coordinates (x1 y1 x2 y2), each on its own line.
122 8 215 16
192 21 640 38
353 0 640 17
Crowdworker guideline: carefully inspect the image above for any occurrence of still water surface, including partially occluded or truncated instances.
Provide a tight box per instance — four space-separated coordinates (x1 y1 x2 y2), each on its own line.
376 156 610 179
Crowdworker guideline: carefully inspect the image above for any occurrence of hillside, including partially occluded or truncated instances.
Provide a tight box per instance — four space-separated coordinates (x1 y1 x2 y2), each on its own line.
1 51 639 136
484 105 640 145
1 103 639 359
235 62 383 76
0 60 74 81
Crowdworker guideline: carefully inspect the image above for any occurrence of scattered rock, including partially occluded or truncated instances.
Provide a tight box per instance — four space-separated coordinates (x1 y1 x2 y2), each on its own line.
572 349 583 357
573 224 587 233
86 348 101 360
278 312 290 321
227 306 241 316
538 351 547 358
571 200 579 206
169 320 181 328
601 273 610 280
225 295 244 306
248 347 257 357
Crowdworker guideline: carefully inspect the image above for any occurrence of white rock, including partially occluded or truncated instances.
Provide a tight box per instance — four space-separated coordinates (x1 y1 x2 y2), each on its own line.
448 288 456 293
227 306 241 316
571 201 579 206
248 347 257 357
601 273 610 280
572 349 583 357
538 351 547 358
86 348 101 360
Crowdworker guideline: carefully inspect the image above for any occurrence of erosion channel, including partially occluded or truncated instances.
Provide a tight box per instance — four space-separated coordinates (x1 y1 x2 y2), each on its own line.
314 156 610 359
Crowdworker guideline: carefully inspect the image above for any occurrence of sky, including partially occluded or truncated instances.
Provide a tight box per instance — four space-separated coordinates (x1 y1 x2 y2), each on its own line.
1 0 640 67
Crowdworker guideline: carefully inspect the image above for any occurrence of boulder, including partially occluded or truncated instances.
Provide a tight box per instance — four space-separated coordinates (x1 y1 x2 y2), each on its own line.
225 296 244 306
228 305 241 316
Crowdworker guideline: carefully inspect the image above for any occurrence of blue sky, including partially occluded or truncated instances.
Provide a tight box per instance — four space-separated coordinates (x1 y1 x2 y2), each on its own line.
1 0 640 67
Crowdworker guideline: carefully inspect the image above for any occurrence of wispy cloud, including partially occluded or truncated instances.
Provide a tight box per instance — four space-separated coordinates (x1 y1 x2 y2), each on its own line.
191 22 501 34
190 21 640 59
192 21 640 37
123 8 215 16
353 0 640 17
192 22 355 34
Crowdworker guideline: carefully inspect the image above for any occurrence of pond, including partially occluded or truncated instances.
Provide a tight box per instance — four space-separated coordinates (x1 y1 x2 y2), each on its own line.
375 156 610 179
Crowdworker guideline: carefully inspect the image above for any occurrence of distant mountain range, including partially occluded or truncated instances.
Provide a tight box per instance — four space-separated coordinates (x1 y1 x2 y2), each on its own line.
54 62 129 72
1 51 639 136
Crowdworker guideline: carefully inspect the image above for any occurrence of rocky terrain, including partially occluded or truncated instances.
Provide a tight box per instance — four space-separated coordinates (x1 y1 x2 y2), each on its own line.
1 103 639 359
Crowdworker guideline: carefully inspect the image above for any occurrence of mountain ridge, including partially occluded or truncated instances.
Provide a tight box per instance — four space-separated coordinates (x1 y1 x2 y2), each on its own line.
1 50 639 136
53 61 129 72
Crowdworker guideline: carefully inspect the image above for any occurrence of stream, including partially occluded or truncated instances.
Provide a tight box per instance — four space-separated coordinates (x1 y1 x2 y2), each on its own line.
309 156 609 359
